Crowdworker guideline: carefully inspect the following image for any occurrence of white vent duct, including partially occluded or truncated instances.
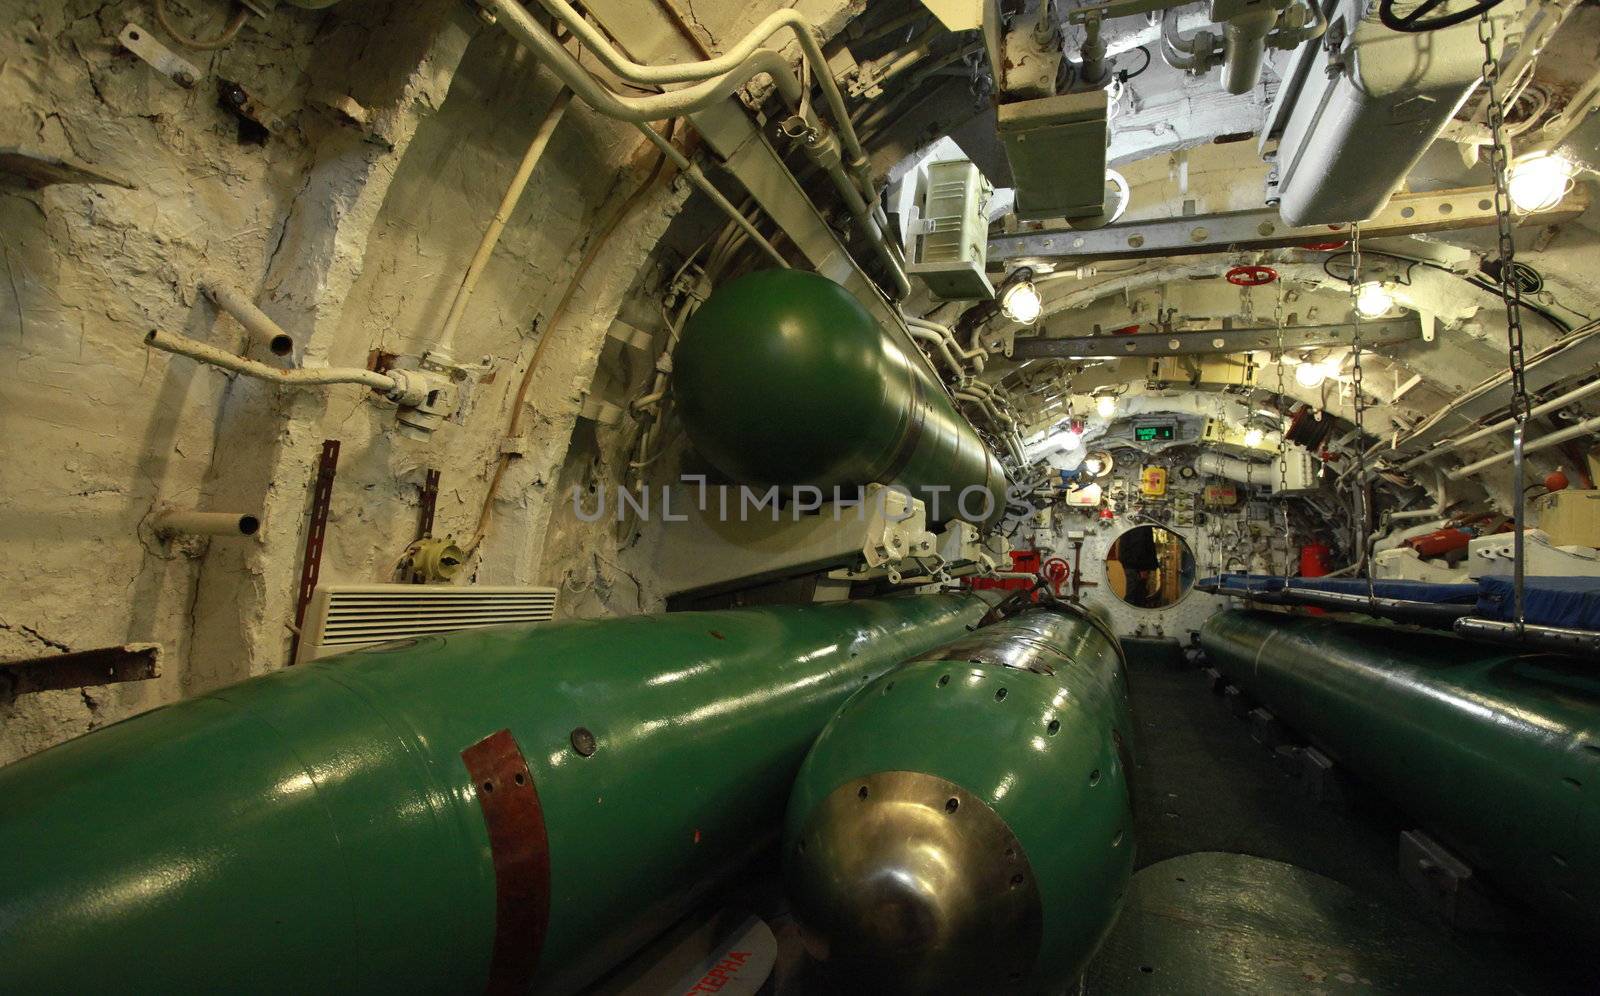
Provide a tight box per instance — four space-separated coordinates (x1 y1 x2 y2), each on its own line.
296 585 559 664
1197 445 1318 493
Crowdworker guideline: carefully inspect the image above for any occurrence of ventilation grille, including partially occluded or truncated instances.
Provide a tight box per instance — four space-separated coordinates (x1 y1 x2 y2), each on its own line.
297 584 558 663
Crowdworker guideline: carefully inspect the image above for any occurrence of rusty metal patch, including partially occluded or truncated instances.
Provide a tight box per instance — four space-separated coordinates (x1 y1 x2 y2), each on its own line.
461 729 551 994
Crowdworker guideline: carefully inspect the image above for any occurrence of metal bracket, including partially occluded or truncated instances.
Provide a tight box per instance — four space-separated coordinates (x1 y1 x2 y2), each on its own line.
118 22 200 88
289 440 340 665
1066 0 1188 24
605 318 654 351
0 643 160 701
416 468 441 541
579 395 625 427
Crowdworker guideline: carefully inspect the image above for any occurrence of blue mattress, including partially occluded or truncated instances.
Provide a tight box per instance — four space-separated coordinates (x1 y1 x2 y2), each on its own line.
1199 571 1600 633
1475 575 1600 631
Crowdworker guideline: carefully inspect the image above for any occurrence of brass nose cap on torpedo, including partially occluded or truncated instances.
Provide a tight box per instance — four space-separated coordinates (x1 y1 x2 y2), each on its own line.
786 771 1043 994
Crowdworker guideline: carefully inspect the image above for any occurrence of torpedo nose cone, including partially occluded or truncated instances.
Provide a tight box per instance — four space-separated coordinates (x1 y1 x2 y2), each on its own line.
785 771 1042 994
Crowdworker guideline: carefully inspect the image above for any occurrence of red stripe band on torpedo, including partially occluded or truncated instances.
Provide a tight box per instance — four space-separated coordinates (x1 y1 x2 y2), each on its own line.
462 729 552 994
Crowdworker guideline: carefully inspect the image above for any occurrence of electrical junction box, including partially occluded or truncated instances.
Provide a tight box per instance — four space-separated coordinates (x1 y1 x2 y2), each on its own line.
907 158 996 300
1203 483 1239 507
1535 490 1600 548
1141 466 1169 498
1064 482 1104 507
996 90 1108 222
1273 444 1320 495
1261 0 1486 225
1149 355 1257 388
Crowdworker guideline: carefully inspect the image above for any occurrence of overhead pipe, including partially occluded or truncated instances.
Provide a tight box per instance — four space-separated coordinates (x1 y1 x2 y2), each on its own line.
1445 411 1600 480
1401 372 1600 470
1077 15 1109 87
856 20 943 93
1159 8 1221 72
526 0 877 201
1220 9 1276 95
1160 2 1322 92
954 389 1026 466
487 4 805 121
481 0 787 268
907 323 966 378
509 0 910 299
906 315 987 376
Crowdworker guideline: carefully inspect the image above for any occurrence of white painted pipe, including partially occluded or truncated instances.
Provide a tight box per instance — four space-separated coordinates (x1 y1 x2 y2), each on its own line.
1447 411 1600 480
527 0 875 197
145 329 398 391
909 325 965 378
152 510 261 537
1387 470 1450 523
200 276 296 355
1196 450 1275 486
1221 9 1276 95
488 0 803 121
1401 371 1600 469
1160 9 1220 72
484 0 787 269
434 89 573 362
500 0 908 298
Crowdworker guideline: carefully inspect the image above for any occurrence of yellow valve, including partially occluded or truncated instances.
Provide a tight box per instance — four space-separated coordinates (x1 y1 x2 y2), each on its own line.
404 537 464 583
1140 466 1168 497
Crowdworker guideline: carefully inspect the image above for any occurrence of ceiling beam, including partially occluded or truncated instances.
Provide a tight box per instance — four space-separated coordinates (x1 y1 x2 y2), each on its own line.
1010 316 1422 358
987 186 1587 265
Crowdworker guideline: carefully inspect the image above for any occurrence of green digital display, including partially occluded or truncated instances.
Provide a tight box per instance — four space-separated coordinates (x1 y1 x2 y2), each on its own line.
1135 424 1176 442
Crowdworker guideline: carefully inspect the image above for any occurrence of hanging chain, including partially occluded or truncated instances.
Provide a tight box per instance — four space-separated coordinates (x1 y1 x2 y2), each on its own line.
1274 282 1292 576
1347 223 1374 602
1481 12 1532 628
1480 14 1531 424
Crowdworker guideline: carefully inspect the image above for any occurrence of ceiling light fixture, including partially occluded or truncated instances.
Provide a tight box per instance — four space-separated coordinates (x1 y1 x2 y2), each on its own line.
1507 152 1575 213
1096 394 1117 419
1000 280 1043 324
1354 282 1393 319
1294 361 1328 388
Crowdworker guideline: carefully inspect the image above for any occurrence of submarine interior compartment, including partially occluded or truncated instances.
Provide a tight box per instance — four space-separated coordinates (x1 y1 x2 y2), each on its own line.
4 0 1600 991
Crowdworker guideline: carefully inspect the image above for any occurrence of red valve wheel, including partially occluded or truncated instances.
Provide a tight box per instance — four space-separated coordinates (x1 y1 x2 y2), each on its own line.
1042 557 1071 595
1225 265 1278 286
